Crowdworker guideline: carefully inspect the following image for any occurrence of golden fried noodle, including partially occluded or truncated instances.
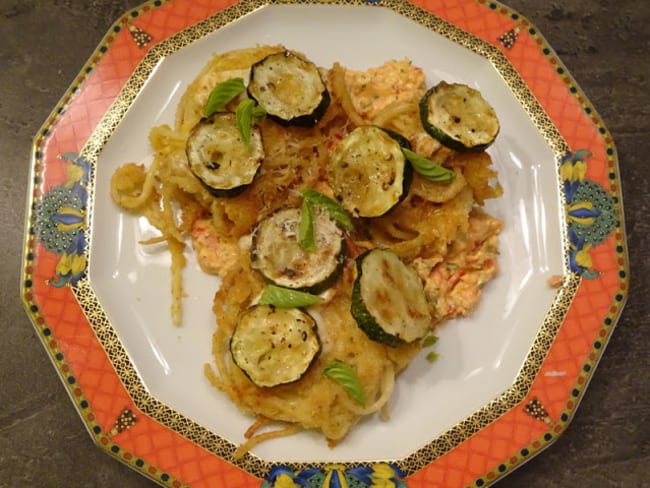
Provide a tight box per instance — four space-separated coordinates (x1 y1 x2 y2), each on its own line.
110 45 504 458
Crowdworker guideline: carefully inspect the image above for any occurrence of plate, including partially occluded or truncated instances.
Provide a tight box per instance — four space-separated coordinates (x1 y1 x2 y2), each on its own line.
21 0 628 486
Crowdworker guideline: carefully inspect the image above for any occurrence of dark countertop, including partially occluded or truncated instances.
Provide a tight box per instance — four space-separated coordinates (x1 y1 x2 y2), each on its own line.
1 0 648 486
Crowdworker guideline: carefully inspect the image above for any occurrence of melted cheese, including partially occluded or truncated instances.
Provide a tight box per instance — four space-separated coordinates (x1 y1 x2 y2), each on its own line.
413 210 503 318
191 219 244 276
344 59 426 121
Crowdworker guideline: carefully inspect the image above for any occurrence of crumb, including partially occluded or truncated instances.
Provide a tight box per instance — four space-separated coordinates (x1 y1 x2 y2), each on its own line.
547 274 564 288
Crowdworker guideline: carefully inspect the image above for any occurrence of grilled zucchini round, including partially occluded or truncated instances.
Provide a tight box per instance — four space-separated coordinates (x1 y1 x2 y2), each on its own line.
186 113 264 196
251 207 346 292
419 81 499 152
247 50 330 127
327 125 412 218
351 248 432 347
230 305 320 387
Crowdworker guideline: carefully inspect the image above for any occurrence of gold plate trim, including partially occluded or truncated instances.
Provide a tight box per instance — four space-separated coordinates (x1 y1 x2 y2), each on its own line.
74 0 573 476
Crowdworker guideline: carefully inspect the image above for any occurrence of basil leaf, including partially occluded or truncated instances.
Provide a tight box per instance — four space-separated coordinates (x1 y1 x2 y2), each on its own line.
235 99 255 145
422 335 439 347
303 188 353 230
403 148 455 183
252 104 267 119
258 284 323 308
323 359 365 406
299 199 316 251
235 99 267 146
204 77 245 117
426 351 440 362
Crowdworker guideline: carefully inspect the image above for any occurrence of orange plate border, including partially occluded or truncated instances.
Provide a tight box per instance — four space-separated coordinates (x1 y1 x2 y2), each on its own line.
21 0 628 487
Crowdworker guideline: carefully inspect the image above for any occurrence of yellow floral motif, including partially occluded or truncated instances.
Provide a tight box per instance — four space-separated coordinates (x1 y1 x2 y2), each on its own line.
65 163 86 188
323 465 349 487
35 152 91 287
273 473 298 488
561 149 616 279
54 206 86 232
560 158 586 182
264 462 406 488
55 252 87 278
371 463 402 487
574 243 593 269
567 201 596 226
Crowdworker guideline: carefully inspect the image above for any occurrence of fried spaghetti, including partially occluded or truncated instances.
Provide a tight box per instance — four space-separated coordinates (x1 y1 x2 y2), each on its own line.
110 45 503 456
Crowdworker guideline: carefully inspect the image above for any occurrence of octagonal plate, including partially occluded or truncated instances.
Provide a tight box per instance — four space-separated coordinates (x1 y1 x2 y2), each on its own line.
22 1 628 487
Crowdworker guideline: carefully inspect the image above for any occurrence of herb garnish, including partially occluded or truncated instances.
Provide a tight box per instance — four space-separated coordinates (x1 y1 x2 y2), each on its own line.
298 199 316 251
204 77 246 117
402 147 455 183
258 284 323 308
204 77 266 145
236 99 266 146
423 335 440 362
298 189 352 251
303 189 353 230
425 351 440 362
323 359 365 406
422 335 439 348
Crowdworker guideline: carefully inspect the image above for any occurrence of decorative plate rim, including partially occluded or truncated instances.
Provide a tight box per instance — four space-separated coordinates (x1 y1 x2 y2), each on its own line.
21 1 629 487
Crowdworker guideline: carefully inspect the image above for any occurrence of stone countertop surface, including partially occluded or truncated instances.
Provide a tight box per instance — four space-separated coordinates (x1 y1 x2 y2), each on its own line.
1 0 648 486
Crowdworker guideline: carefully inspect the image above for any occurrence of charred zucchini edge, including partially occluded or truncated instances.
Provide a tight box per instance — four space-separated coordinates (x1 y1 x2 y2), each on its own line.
186 112 264 197
251 207 346 293
247 50 330 127
419 82 499 153
230 304 321 387
328 125 413 218
351 248 432 347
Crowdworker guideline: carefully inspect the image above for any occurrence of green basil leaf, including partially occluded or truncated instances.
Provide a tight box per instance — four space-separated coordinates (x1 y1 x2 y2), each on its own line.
204 77 245 117
422 335 439 347
252 104 267 119
299 199 316 252
235 99 267 146
323 359 365 406
258 284 323 308
426 351 440 362
303 188 353 230
403 148 455 183
235 98 255 145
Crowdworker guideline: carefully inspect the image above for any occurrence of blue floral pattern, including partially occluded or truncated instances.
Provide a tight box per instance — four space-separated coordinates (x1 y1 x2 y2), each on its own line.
261 463 407 488
35 152 90 287
560 150 616 279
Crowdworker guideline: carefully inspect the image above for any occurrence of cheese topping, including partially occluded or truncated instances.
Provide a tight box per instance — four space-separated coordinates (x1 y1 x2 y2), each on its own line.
345 59 425 120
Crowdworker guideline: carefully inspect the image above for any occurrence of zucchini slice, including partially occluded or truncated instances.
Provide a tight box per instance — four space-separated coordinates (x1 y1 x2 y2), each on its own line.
419 82 499 152
230 304 320 387
251 207 346 292
247 50 330 127
186 113 264 196
351 248 432 347
327 125 412 218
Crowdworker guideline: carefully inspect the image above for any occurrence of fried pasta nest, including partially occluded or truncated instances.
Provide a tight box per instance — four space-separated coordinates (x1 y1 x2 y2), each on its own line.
110 45 504 457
